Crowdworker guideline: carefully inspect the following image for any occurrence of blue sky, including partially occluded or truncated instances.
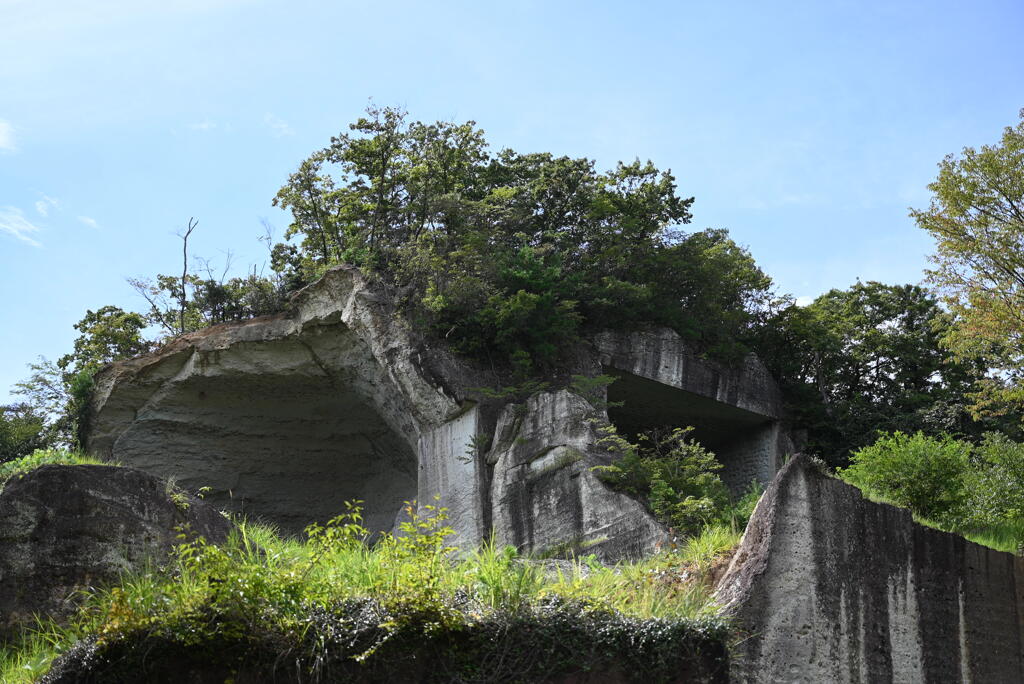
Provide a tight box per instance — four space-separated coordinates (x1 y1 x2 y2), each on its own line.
2 0 1023 403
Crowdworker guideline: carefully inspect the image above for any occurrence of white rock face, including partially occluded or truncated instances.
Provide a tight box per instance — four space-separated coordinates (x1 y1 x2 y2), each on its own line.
87 267 786 560
488 390 668 561
87 267 462 537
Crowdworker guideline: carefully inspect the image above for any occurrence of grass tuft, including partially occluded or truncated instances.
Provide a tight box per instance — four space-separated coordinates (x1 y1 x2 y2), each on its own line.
0 448 113 491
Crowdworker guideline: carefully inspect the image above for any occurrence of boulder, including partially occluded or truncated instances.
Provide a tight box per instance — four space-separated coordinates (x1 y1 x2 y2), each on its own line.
0 464 231 637
716 454 1024 683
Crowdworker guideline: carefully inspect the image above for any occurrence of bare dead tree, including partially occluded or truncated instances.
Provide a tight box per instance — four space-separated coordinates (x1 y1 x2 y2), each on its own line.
179 217 198 335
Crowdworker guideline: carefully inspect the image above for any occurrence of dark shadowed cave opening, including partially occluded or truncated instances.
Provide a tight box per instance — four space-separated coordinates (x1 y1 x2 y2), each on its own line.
114 371 419 537
605 369 776 493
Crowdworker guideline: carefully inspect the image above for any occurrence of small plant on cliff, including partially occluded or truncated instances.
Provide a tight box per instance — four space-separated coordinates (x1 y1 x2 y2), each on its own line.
592 425 730 537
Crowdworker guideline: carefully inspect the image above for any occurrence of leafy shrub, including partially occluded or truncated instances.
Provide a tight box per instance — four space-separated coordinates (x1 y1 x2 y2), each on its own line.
839 431 970 523
840 430 1024 552
593 425 730 537
959 433 1024 537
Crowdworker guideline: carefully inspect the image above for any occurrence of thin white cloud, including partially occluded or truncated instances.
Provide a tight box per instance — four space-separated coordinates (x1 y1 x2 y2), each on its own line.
263 113 294 137
78 215 99 229
190 120 217 131
0 207 43 247
794 295 814 307
35 194 59 217
0 120 15 152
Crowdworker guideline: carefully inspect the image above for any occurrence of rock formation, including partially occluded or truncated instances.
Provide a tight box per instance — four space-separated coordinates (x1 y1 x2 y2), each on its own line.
0 464 230 638
85 266 788 560
716 454 1024 683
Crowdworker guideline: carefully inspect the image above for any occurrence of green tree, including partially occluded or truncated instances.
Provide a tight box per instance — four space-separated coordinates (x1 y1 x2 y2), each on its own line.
13 307 152 449
757 282 988 462
911 110 1024 416
56 305 150 376
273 105 772 372
0 403 45 463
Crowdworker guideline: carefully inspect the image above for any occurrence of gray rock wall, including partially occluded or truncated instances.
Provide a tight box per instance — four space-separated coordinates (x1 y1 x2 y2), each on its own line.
716 455 1024 684
0 465 230 638
86 267 787 560
596 329 789 494
488 390 668 561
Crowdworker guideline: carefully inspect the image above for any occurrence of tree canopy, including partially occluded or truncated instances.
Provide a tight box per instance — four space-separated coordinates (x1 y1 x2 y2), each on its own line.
272 105 772 370
757 281 993 463
912 110 1024 416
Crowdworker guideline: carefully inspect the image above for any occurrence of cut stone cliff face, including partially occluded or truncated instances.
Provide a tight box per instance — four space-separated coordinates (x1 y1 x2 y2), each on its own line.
716 454 1024 683
86 266 788 560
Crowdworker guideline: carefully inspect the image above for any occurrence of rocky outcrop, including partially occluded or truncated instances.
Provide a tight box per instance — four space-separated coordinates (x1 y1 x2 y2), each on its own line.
0 464 230 637
716 454 1024 683
596 329 790 492
85 266 788 559
594 330 782 419
488 390 667 561
86 266 489 546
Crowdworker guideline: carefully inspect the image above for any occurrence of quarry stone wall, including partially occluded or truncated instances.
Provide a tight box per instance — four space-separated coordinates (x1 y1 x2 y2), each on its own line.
595 329 789 495
85 266 789 560
716 454 1024 684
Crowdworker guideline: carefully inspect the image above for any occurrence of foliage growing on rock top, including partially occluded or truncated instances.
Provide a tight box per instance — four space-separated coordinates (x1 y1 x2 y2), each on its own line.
840 430 1024 552
1 502 735 683
271 104 772 370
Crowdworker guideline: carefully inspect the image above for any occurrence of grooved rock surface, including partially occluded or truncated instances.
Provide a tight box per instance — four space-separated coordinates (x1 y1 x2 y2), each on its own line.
716 454 1024 684
85 266 788 560
86 266 480 540
488 390 668 561
0 465 230 637
594 329 782 419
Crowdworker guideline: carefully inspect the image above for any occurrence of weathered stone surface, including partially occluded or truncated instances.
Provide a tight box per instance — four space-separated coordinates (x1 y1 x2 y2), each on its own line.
488 390 668 561
594 329 782 418
596 329 791 493
716 454 1024 683
86 266 484 541
85 267 789 559
0 464 230 636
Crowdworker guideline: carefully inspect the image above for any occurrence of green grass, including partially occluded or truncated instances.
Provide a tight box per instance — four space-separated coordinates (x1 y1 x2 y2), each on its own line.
0 448 112 490
0 502 739 682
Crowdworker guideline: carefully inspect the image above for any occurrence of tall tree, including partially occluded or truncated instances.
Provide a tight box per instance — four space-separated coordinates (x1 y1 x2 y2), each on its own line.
757 282 989 463
911 110 1024 416
13 307 151 449
272 105 772 372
